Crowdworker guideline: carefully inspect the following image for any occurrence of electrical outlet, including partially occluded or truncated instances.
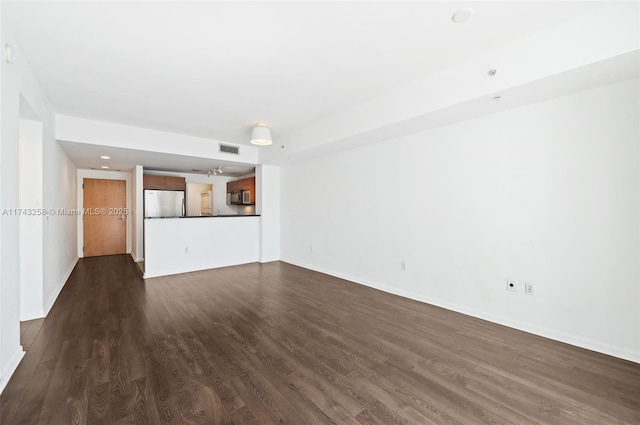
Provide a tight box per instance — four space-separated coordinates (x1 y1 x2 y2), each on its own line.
401 260 407 271
525 282 535 295
506 279 517 292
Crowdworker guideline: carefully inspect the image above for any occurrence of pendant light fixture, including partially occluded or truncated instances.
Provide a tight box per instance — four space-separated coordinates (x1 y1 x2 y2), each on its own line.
250 122 272 146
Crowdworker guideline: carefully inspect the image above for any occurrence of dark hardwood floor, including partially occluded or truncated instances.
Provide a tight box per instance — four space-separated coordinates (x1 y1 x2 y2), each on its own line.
1 255 639 424
20 318 45 353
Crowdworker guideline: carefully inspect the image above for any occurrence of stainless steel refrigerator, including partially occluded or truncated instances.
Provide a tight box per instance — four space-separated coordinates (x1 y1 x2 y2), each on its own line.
144 190 185 218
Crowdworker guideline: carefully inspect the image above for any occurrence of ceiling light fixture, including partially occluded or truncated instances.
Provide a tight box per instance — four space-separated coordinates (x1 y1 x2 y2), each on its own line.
100 155 111 160
250 122 273 146
207 166 223 177
452 8 474 23
101 165 110 169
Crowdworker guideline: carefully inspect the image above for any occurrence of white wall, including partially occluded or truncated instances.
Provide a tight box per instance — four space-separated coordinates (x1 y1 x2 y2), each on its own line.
256 165 280 262
19 117 44 320
42 140 77 315
131 165 143 262
144 217 260 278
1 21 77 393
280 78 640 363
0 0 4 391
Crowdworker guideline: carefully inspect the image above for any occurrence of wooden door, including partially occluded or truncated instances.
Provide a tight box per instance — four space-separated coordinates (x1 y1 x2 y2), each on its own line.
83 178 126 257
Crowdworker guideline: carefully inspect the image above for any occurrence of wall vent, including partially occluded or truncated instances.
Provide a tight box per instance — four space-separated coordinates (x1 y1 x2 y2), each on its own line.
219 144 240 154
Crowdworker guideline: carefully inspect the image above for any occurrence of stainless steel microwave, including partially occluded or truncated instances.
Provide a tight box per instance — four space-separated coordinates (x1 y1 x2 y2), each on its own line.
227 190 252 205
227 191 240 205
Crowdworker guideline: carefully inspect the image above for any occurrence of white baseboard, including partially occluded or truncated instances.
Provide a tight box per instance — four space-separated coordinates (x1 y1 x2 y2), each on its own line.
281 258 640 364
130 251 143 263
44 256 78 315
0 346 25 394
143 260 256 279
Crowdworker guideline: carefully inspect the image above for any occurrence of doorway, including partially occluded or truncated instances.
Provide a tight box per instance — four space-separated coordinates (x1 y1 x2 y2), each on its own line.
83 178 126 256
186 182 213 216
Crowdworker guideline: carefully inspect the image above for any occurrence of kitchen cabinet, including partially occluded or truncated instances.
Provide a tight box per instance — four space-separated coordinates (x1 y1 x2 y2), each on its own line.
143 174 166 189
227 176 256 204
226 179 240 194
165 176 186 190
245 177 256 204
143 175 186 191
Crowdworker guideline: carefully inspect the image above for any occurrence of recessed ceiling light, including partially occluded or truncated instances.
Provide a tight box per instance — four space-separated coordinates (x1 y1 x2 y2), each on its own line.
101 165 110 169
452 8 474 23
100 155 110 160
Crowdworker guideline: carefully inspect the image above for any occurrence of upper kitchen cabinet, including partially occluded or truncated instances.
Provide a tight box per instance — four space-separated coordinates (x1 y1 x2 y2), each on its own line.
226 179 239 194
165 176 186 191
143 174 165 189
245 177 256 204
143 174 186 191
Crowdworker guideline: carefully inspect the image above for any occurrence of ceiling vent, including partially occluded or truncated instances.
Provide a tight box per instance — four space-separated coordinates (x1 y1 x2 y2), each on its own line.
219 144 239 155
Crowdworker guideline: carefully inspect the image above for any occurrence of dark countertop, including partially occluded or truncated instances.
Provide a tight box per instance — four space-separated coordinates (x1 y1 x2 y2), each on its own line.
145 215 260 219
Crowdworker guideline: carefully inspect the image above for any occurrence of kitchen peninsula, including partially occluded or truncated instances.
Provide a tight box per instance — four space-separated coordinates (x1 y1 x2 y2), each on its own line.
142 171 261 278
144 215 259 278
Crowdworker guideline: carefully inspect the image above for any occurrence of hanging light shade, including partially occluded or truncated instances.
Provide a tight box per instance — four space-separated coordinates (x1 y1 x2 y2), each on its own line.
250 122 272 146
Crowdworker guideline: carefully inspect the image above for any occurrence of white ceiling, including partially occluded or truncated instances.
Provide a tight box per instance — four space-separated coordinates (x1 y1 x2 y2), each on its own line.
57 140 256 177
5 1 609 148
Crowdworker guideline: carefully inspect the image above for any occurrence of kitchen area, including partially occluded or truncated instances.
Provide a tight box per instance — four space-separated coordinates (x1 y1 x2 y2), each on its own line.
143 173 257 218
142 167 267 278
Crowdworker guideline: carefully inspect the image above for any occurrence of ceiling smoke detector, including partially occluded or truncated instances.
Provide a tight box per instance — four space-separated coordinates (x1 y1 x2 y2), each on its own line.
452 8 474 23
5 44 16 64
